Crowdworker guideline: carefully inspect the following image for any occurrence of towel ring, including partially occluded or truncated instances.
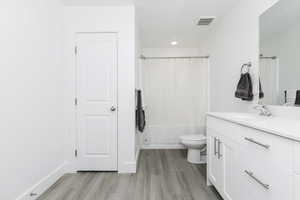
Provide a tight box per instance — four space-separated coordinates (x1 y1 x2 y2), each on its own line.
240 62 252 74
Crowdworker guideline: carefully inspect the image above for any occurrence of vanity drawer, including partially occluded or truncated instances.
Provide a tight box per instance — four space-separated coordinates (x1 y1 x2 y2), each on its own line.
242 127 293 172
242 165 293 200
208 116 294 170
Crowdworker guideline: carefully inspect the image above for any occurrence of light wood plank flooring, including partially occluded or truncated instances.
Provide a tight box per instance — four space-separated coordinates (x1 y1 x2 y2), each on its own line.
38 150 222 200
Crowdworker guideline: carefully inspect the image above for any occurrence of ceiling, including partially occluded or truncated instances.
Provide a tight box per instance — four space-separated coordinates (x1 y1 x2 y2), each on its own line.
136 0 239 48
63 0 240 48
260 0 300 42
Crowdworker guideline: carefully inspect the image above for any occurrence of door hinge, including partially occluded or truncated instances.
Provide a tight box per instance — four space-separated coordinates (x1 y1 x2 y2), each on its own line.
75 149 78 157
75 46 78 55
75 98 78 106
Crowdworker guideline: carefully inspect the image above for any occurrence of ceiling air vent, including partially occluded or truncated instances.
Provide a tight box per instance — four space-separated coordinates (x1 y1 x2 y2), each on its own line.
197 17 215 26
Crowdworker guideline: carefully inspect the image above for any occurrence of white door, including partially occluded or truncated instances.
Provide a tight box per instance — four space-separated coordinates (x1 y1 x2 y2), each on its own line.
76 33 118 171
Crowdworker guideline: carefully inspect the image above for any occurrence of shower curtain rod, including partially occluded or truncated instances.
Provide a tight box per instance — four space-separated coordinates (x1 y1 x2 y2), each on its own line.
140 55 210 60
260 55 277 60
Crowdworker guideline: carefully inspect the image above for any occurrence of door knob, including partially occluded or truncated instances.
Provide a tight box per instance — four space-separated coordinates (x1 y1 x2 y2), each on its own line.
110 106 117 112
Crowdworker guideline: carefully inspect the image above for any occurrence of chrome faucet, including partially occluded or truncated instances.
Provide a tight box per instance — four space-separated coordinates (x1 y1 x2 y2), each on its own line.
253 105 272 117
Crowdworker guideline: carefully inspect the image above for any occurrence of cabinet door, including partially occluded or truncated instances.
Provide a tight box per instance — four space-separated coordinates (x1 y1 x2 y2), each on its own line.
207 128 222 191
221 137 245 200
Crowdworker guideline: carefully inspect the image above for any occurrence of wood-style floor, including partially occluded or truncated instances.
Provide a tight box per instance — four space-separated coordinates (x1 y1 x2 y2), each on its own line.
38 150 222 200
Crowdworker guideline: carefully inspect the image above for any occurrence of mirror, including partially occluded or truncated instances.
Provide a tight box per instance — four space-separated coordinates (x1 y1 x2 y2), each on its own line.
259 0 300 106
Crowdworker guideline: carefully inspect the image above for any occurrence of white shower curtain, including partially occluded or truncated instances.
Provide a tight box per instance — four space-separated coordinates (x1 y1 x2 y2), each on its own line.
142 58 209 146
259 59 278 105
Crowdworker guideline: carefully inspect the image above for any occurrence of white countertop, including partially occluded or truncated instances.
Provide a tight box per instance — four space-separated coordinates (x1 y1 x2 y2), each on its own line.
207 112 300 142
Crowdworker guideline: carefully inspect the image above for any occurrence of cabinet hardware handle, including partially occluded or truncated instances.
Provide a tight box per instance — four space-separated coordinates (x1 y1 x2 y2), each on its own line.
218 140 222 159
30 193 38 196
244 137 270 149
244 170 270 190
214 137 218 155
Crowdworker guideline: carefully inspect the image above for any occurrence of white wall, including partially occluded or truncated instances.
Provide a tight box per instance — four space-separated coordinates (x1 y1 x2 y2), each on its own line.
142 48 207 58
0 1 66 199
141 48 209 148
205 0 279 112
205 0 300 119
135 7 143 158
63 6 137 173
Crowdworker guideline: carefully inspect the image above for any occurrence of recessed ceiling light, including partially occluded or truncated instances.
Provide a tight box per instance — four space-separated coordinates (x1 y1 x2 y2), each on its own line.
171 41 178 46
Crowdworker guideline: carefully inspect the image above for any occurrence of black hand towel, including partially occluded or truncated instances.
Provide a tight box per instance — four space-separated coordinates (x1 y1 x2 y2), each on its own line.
235 72 253 101
295 90 300 105
136 90 146 132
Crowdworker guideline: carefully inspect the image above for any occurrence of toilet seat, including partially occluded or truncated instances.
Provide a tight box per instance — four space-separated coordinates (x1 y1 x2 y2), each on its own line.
180 134 206 141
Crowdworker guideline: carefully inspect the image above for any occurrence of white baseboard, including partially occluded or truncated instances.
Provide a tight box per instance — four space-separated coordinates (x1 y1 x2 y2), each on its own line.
142 144 186 149
16 161 68 200
118 161 137 174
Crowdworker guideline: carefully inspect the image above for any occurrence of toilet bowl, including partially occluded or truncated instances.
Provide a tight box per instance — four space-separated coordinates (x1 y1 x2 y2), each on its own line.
180 134 206 164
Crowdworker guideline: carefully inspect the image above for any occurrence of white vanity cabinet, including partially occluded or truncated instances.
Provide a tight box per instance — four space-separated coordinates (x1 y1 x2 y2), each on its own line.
207 114 299 200
207 118 247 200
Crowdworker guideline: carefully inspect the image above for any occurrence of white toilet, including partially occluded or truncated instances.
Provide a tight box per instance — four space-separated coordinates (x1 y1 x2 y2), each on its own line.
180 134 206 164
